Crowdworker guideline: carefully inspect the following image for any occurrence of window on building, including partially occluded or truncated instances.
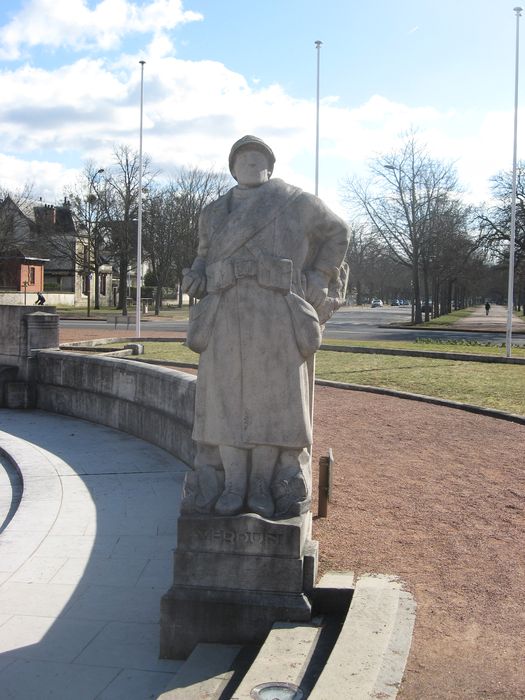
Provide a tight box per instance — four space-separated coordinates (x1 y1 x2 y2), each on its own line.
99 274 107 296
29 267 35 285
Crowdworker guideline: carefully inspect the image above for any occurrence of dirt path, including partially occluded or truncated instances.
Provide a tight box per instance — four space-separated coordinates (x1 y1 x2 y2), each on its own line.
312 387 525 700
59 327 525 698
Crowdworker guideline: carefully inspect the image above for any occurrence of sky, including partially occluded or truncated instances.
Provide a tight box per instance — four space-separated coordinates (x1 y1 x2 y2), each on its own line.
0 0 523 218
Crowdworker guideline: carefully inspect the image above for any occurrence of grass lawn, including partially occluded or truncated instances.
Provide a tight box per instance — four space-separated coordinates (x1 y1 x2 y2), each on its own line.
315 351 525 415
322 337 525 358
105 340 525 416
423 308 473 326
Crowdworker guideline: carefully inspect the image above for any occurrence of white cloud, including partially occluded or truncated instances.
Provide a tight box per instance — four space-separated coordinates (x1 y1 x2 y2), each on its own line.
0 0 202 59
0 25 521 214
0 152 78 203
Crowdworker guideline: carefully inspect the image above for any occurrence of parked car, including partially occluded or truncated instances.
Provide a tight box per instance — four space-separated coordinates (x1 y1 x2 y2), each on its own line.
371 299 383 308
391 299 400 306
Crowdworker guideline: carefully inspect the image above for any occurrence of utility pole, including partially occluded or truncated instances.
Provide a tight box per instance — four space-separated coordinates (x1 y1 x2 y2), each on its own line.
315 40 322 196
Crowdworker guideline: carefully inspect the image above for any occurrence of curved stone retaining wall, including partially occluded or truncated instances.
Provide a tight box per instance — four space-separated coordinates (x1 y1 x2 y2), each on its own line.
35 349 196 466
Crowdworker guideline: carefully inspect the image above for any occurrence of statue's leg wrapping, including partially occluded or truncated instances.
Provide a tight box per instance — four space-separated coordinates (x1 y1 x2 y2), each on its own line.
215 445 249 516
247 445 279 518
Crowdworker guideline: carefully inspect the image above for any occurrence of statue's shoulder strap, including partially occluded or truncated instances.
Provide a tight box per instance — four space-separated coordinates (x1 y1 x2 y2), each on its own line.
208 180 303 262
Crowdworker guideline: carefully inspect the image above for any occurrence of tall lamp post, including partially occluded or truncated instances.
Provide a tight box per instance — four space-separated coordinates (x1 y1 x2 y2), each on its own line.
506 6 523 358
315 40 322 196
136 60 146 338
86 168 105 318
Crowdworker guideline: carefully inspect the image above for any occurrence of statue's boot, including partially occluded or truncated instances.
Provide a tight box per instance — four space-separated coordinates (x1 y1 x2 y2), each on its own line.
215 446 248 516
247 446 278 519
247 474 274 518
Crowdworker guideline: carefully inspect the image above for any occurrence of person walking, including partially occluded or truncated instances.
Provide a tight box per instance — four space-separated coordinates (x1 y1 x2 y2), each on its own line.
485 301 491 316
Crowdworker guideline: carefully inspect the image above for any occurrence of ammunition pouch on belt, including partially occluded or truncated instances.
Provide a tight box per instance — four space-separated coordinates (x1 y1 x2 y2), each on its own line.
206 254 293 294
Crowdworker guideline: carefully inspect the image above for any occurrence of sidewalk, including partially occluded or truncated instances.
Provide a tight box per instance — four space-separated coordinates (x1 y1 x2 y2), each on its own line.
448 303 525 333
0 409 188 700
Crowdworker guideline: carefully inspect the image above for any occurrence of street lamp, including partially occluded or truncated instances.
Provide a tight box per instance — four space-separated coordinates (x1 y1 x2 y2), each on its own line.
86 168 105 318
136 59 146 338
506 6 523 358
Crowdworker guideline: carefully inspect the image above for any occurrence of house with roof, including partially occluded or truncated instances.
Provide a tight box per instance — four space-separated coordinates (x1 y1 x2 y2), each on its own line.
0 196 113 307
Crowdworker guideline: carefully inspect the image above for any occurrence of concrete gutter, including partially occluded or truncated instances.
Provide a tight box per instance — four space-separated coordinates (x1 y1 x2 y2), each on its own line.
321 344 525 365
380 323 525 335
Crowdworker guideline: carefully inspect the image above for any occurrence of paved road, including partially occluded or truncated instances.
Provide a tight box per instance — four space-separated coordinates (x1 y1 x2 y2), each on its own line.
60 305 525 345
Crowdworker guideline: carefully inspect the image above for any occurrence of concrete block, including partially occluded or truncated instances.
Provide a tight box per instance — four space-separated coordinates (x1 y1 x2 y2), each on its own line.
160 587 312 659
312 570 354 615
172 550 305 593
303 539 318 594
233 621 321 699
159 643 240 699
176 512 311 558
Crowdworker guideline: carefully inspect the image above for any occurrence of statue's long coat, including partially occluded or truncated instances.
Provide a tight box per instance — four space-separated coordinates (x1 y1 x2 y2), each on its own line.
190 178 348 450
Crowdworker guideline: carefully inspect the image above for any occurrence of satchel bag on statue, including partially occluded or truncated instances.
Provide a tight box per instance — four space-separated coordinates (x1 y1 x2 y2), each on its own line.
285 292 322 358
186 293 221 353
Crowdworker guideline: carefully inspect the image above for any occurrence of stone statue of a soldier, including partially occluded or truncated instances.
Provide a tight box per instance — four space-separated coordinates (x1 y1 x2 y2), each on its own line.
181 135 349 520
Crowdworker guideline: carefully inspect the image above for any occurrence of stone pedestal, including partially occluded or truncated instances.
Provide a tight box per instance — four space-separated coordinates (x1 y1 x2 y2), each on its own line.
0 307 59 408
160 512 318 659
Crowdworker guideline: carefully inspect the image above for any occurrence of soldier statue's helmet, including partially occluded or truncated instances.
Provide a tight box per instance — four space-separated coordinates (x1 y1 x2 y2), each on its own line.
228 135 276 179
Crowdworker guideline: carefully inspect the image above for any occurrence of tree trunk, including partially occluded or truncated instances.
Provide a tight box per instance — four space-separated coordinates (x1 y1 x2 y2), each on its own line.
94 250 100 310
155 285 162 315
118 255 128 315
412 264 422 323
422 267 431 322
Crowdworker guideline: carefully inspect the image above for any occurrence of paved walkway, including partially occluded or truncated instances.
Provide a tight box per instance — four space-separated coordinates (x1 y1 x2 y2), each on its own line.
0 409 188 700
449 303 525 333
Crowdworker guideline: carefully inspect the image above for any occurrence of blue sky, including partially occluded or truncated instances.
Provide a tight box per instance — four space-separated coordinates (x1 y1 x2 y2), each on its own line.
0 0 522 215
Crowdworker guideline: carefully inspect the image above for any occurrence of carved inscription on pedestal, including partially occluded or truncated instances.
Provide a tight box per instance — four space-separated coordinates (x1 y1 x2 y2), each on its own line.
176 514 309 558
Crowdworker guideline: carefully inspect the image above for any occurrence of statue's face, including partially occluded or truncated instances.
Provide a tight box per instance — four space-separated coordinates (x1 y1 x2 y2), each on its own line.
233 149 270 188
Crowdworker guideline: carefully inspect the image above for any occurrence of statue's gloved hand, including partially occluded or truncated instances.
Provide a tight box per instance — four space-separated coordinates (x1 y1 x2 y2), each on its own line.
304 270 329 310
182 268 207 299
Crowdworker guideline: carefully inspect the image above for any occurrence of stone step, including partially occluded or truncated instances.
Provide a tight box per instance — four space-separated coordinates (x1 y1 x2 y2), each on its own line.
158 642 241 699
231 620 322 699
309 573 416 700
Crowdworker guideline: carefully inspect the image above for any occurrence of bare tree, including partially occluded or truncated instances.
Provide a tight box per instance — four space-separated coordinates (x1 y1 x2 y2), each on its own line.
141 167 229 312
345 224 410 305
343 134 466 322
99 145 154 315
478 164 525 312
142 184 179 314
171 166 230 305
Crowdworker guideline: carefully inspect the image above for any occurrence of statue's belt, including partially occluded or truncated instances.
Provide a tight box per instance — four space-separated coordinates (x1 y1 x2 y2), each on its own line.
206 255 293 294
